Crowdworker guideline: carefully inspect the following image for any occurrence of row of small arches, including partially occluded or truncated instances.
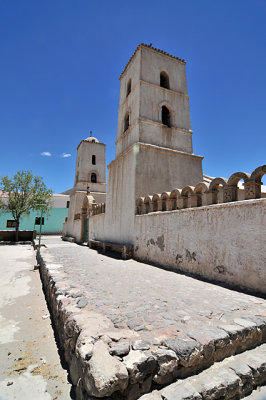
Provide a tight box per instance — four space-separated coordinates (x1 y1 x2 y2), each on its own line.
92 203 105 216
126 71 170 98
136 165 266 214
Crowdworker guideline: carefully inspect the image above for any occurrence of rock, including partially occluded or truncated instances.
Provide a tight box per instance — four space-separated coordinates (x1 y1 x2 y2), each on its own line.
77 298 88 308
127 318 144 330
227 359 253 395
110 342 130 356
218 324 244 341
191 366 240 399
234 318 256 328
135 326 146 331
239 346 266 386
71 292 83 298
188 328 229 360
100 334 112 344
138 390 162 399
132 340 150 350
152 349 179 385
85 340 128 397
161 380 201 400
104 329 137 341
188 328 229 347
76 342 94 361
163 337 201 367
123 350 156 384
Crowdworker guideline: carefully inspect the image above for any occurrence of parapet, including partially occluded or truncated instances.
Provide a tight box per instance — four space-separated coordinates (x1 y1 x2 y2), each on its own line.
136 165 266 214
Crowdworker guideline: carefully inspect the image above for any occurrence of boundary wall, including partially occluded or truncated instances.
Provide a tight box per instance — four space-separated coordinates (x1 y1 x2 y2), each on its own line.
134 199 266 295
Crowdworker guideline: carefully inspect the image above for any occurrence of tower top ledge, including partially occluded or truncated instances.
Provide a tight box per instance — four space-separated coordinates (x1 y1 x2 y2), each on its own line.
77 136 105 150
119 43 186 80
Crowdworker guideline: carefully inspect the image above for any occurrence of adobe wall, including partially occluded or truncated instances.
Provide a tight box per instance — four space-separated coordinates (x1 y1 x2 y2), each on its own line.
134 199 266 295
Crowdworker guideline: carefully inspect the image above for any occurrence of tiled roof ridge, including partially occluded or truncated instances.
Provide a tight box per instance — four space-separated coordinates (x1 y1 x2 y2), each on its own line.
119 43 186 80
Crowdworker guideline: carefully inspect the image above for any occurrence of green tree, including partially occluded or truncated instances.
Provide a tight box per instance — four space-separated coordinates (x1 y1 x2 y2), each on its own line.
0 170 52 241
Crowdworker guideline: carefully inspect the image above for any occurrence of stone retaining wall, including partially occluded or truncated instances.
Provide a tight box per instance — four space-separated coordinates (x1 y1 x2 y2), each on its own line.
37 247 266 399
134 199 266 296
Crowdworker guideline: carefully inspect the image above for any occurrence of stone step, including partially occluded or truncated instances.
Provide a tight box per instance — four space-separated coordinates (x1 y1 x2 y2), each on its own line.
139 343 266 400
38 244 266 400
244 386 266 400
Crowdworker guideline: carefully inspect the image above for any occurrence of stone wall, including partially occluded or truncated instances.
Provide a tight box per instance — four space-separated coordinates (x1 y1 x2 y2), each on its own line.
134 198 266 295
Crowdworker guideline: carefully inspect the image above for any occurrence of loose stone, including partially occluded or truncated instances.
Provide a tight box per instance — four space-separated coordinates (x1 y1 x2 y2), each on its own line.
76 298 88 308
132 340 150 350
110 342 130 356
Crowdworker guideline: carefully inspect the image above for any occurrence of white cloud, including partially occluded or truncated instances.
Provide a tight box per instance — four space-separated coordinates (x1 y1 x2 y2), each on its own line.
61 153 71 158
41 151 52 157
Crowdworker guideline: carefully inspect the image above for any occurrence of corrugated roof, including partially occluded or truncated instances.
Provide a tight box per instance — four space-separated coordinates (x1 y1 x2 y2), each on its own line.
119 43 186 80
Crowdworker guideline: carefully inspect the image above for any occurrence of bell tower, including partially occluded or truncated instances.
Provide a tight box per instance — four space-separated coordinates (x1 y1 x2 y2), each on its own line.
74 133 106 196
116 43 194 159
101 44 203 244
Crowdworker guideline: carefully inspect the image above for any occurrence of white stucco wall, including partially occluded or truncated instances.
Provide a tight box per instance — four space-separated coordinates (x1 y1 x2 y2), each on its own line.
90 146 137 245
140 47 188 94
135 143 203 197
139 82 191 131
51 194 69 208
134 199 266 295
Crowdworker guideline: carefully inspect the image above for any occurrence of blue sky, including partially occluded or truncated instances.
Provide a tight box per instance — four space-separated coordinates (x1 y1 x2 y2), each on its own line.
0 0 265 193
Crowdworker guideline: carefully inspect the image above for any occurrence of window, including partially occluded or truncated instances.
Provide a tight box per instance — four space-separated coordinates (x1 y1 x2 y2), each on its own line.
124 113 130 132
92 155 96 165
66 201 70 208
160 71 170 89
35 217 44 225
162 105 171 127
91 173 97 183
6 220 16 228
127 79 131 96
91 139 95 143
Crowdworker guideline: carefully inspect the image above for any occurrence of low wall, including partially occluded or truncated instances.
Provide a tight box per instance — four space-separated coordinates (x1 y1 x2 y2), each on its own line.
89 213 105 241
134 199 266 295
0 230 36 242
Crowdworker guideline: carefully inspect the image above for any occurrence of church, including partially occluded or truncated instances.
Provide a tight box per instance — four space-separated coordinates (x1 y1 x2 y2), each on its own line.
63 44 265 296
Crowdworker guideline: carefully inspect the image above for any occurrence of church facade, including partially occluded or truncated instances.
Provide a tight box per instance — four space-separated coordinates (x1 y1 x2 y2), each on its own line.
63 44 265 295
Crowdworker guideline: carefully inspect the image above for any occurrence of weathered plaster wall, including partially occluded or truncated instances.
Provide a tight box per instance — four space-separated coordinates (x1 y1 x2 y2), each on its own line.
134 199 266 295
140 47 188 94
89 213 105 242
140 82 191 131
135 143 203 197
91 147 137 244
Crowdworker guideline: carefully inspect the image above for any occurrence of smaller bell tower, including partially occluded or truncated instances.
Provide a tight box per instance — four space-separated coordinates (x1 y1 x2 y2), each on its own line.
74 132 106 196
62 132 106 242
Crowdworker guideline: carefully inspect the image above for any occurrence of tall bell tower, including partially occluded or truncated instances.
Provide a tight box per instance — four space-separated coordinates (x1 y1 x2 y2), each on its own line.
101 44 203 244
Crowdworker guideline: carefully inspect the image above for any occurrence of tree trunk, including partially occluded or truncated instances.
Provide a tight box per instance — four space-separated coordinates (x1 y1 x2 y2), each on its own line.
15 219 19 242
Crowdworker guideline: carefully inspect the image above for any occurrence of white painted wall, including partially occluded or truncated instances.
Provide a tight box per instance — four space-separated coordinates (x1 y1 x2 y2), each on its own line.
134 199 266 295
51 194 69 208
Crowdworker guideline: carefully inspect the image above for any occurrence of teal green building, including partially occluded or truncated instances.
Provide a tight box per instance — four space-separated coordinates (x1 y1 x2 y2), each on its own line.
0 194 69 234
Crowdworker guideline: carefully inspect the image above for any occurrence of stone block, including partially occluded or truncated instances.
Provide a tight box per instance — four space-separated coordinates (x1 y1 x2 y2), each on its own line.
152 349 179 385
163 337 202 367
123 350 156 384
85 340 128 397
161 380 202 400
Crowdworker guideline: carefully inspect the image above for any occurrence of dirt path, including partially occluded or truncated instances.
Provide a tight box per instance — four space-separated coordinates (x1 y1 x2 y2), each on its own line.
0 243 72 400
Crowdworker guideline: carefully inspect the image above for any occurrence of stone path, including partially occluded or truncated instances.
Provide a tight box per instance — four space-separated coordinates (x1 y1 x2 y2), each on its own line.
139 343 266 399
39 236 266 399
0 242 72 400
